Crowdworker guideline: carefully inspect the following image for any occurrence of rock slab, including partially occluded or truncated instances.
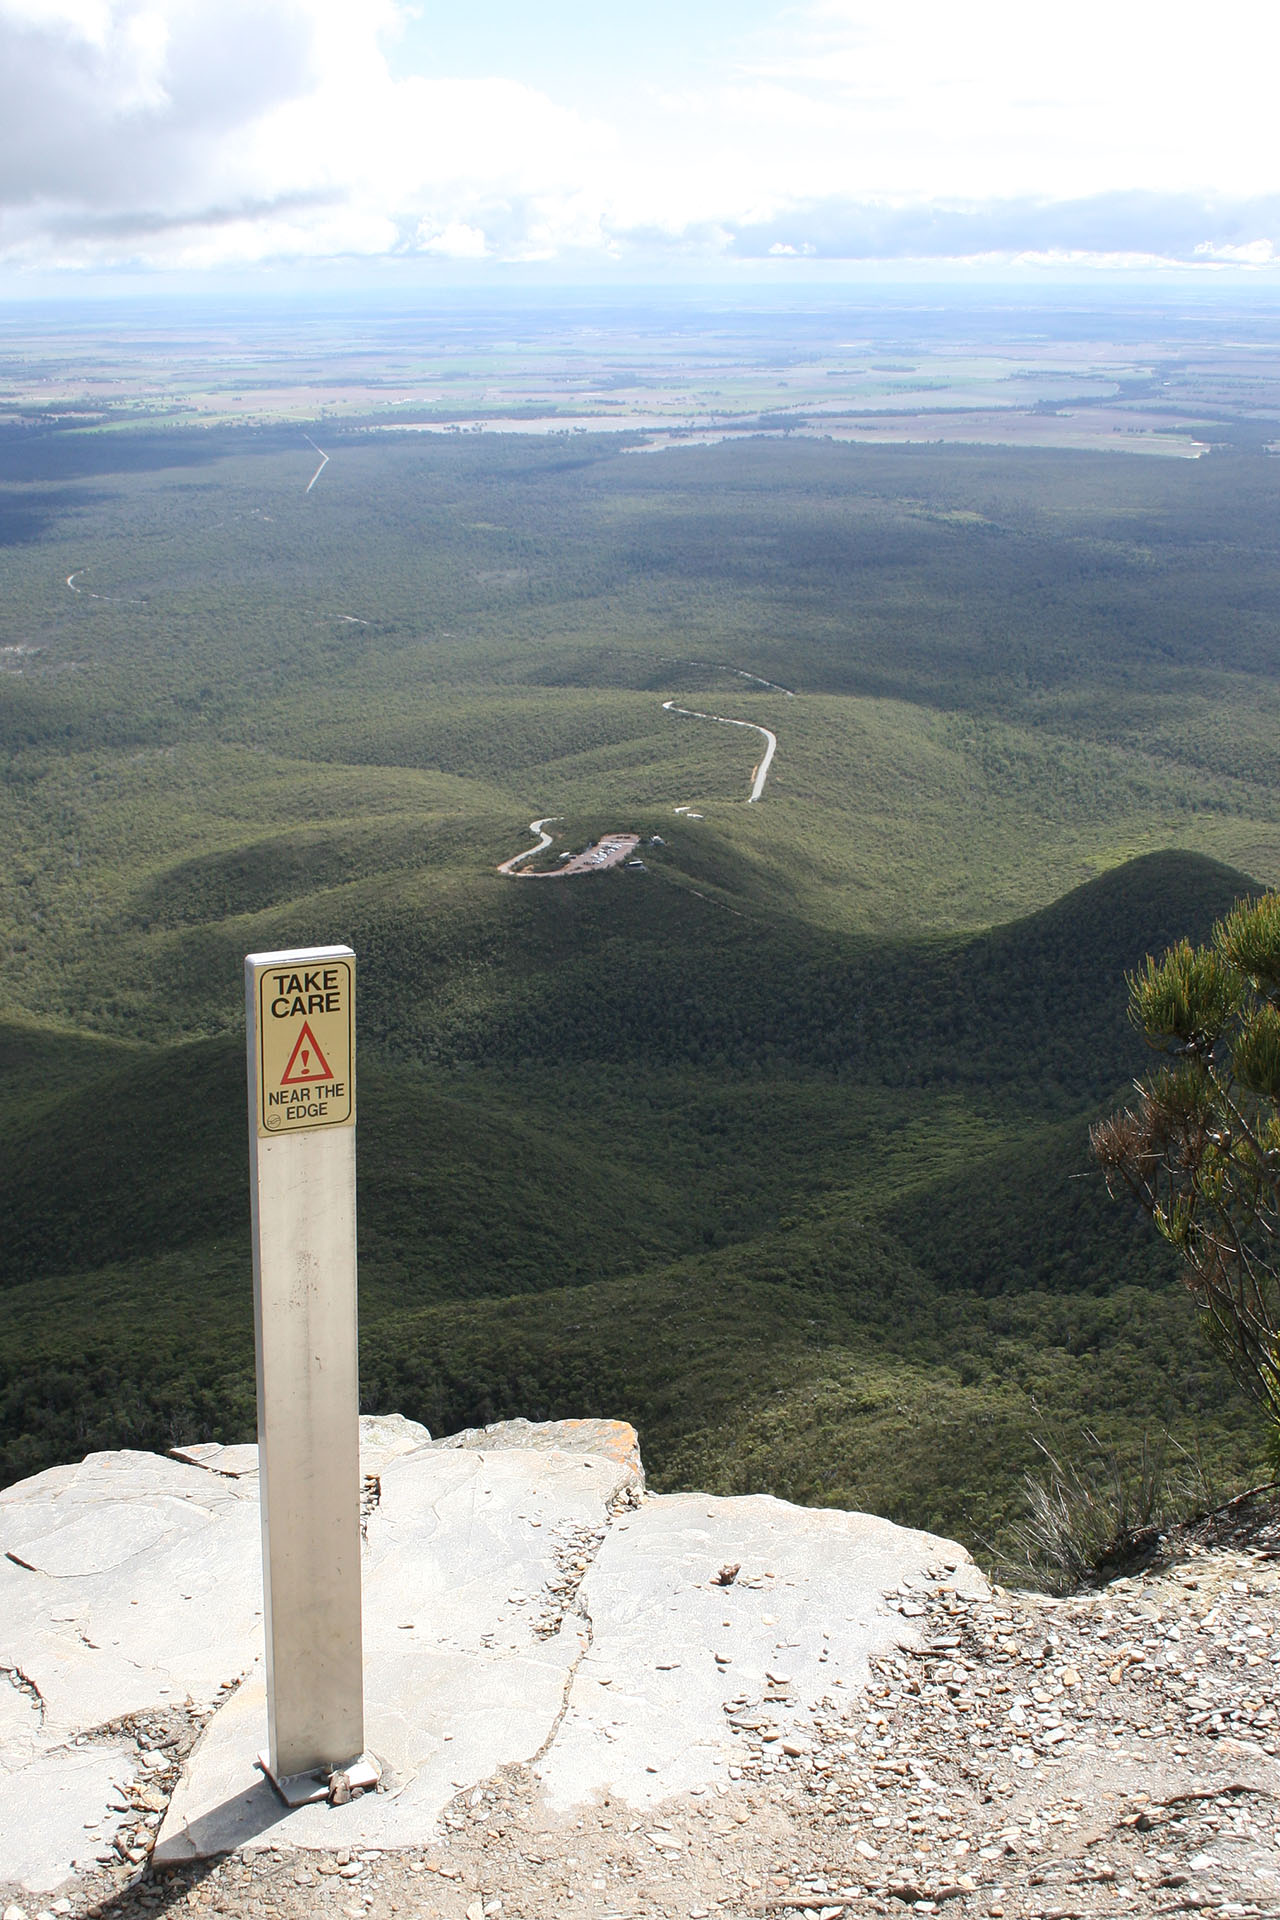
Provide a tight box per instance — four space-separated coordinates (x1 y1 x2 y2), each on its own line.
0 1417 986 1893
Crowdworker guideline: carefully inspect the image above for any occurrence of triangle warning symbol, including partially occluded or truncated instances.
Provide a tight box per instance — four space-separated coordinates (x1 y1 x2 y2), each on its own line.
280 1021 333 1085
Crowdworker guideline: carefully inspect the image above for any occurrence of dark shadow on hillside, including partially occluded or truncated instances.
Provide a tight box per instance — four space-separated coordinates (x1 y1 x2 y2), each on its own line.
136 831 392 929
0 1036 247 1285
425 845 1260 1103
0 483 111 544
0 424 303 485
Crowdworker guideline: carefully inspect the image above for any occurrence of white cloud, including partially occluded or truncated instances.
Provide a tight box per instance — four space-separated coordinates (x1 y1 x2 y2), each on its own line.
736 0 1280 202
1195 238 1279 267
3 0 1280 275
0 0 612 268
416 219 487 259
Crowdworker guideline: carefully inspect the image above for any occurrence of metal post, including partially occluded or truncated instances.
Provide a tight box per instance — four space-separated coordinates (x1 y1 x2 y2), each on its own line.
245 945 375 1802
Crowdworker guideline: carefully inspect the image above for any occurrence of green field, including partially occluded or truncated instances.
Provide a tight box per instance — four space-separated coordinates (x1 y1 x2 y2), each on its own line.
4 359 1280 1571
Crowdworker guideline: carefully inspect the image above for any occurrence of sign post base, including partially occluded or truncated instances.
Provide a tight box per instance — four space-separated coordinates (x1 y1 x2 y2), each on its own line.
255 1750 381 1808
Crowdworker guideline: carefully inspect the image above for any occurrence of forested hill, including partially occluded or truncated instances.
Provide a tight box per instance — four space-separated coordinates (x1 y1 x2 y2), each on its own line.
355 845 1256 1100
5 415 1280 1563
0 846 1263 1556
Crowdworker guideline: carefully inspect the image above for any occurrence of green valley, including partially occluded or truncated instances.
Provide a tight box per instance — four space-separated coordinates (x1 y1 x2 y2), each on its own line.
5 298 1280 1572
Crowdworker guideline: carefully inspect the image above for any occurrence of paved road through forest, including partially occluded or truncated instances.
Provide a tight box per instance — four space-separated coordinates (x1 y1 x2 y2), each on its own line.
661 699 778 802
498 673 783 874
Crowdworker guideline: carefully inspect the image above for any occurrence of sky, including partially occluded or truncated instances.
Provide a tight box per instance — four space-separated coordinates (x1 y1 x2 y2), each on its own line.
4 0 1280 289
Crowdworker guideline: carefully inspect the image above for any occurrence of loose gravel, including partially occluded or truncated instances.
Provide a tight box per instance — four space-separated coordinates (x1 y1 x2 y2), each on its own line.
6 1510 1277 1920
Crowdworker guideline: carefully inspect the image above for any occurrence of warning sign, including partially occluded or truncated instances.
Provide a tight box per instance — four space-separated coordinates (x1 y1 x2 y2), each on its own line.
253 952 354 1136
280 1022 333 1085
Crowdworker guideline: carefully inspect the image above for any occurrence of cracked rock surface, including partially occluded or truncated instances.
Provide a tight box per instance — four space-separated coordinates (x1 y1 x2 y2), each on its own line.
155 1424 642 1858
0 1417 977 1892
5 1420 1275 1920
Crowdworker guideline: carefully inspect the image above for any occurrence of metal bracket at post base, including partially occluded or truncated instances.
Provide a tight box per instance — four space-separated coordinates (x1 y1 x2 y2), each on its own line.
256 1750 381 1808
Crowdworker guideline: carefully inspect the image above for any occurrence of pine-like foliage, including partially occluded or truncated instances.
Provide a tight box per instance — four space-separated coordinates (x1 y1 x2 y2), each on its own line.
1093 894 1280 1458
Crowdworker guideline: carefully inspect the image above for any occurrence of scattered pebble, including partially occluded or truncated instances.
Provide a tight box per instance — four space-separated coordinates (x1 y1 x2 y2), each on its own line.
18 1506 1277 1920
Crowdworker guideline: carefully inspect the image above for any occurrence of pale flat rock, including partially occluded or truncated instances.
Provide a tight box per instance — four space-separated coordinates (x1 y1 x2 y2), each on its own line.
432 1417 643 1481
357 1412 433 1470
0 1449 264 1893
7 1507 183 1578
536 1491 987 1811
170 1413 433 1485
168 1442 262 1480
0 1451 262 1736
154 1640 577 1858
2 1415 984 1889
363 1437 634 1651
0 1742 138 1894
156 1438 636 1859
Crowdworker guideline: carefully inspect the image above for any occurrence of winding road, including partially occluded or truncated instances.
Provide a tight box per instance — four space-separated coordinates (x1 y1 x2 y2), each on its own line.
497 816 561 875
666 658 794 699
498 666 785 874
66 570 138 605
661 700 778 803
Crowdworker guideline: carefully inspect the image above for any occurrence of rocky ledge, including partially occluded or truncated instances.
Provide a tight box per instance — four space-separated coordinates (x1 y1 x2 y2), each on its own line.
1 1419 1277 1920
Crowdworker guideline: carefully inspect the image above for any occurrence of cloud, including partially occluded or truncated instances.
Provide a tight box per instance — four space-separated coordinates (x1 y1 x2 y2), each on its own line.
738 0 1280 201
416 219 487 260
0 1 320 211
0 0 611 269
711 193 1280 268
4 0 1280 276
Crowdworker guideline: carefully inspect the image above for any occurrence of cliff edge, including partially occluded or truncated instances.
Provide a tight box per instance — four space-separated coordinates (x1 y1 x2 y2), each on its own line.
1 1419 1276 1919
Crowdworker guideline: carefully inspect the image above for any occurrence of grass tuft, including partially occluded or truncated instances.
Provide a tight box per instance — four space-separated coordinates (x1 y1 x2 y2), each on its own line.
998 1427 1217 1592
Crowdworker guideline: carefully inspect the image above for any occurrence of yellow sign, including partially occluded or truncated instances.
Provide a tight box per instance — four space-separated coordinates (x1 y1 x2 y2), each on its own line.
254 954 354 1136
